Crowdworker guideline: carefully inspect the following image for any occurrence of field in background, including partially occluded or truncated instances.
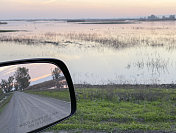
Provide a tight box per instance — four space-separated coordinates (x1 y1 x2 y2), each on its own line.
25 78 70 102
49 85 176 132
25 90 70 102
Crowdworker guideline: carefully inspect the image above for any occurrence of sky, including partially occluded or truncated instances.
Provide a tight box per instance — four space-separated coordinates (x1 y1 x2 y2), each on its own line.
0 63 58 84
0 0 176 19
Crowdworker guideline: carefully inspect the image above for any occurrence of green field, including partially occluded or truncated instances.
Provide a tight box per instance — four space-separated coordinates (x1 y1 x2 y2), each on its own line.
47 86 176 133
25 89 70 102
27 86 176 132
0 93 13 113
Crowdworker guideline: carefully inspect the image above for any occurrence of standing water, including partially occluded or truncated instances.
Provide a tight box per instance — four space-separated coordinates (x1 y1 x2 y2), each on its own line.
0 21 176 84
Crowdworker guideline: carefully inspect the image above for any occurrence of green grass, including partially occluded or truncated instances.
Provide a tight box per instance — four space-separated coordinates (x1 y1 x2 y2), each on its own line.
0 93 13 113
25 89 70 102
0 89 4 100
49 87 176 132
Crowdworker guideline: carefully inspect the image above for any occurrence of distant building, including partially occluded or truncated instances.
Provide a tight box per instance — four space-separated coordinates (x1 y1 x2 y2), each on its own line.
162 16 167 20
169 15 175 20
148 15 158 20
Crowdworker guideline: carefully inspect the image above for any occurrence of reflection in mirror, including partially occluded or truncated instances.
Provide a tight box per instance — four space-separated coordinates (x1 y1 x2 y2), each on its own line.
0 63 71 133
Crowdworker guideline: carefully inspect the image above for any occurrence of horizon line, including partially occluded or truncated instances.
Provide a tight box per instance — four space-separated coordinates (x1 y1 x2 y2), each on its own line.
1 14 175 21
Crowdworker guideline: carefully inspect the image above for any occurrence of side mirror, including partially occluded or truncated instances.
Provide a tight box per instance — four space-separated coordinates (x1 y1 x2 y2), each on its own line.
0 58 76 133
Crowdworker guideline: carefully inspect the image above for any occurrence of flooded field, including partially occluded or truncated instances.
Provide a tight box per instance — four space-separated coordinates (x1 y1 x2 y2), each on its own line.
0 21 176 84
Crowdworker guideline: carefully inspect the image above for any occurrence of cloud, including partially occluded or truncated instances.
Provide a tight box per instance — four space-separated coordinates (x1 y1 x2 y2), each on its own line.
30 74 51 82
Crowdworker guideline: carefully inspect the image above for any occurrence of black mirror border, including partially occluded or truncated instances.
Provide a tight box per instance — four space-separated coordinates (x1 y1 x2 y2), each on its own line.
0 58 76 133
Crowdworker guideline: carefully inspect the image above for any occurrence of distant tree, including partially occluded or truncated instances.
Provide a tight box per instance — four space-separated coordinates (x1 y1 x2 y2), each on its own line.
0 87 3 94
7 76 14 92
0 79 8 93
52 67 61 80
0 76 14 93
14 67 31 90
14 83 19 91
52 67 62 88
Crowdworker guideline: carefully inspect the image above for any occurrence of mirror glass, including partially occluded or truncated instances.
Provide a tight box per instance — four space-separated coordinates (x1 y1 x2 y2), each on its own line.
0 63 71 133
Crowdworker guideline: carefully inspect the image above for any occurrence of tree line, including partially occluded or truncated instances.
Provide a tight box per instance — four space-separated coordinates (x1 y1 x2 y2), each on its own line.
0 67 31 93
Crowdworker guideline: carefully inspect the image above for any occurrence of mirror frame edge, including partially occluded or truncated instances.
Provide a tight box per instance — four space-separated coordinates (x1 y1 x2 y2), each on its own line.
0 58 76 133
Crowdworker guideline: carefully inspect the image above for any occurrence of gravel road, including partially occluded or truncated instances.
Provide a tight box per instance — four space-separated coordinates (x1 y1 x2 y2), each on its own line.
0 91 71 133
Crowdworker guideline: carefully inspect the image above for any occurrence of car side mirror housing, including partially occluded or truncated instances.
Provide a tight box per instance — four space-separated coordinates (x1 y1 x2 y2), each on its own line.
0 58 76 133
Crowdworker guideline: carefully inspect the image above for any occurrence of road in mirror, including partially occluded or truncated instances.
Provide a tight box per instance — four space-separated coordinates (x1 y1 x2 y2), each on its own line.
0 63 71 133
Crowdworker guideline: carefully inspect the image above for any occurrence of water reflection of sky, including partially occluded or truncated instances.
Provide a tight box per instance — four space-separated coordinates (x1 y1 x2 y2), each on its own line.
0 21 176 84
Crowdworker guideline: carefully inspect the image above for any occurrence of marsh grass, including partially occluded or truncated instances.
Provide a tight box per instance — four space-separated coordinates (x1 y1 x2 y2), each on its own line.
0 22 176 50
75 87 176 102
50 86 176 132
0 34 60 45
